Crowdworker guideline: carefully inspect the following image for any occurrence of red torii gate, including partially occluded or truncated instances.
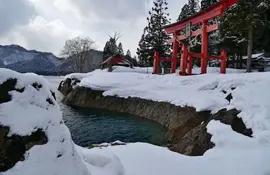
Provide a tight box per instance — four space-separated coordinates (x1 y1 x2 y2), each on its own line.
153 0 238 75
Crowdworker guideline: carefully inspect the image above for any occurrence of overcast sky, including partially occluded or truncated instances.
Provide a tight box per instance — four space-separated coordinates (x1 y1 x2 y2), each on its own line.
0 0 187 56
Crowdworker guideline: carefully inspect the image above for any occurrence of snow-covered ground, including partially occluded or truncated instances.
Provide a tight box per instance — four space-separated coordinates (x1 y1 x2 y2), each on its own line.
78 66 270 174
1 67 270 175
0 68 123 175
65 66 154 81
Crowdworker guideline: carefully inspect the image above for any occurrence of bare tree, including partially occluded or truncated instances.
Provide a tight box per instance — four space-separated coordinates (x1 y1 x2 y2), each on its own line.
108 31 123 42
61 36 95 72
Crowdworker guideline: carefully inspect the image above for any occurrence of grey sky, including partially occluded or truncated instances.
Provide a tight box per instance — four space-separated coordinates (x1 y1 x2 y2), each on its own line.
0 0 187 56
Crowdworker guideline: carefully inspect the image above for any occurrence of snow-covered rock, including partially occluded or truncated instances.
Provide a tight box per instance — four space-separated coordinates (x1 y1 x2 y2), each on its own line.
0 68 124 175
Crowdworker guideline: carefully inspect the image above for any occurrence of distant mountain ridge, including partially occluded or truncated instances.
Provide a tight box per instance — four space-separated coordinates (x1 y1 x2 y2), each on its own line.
0 44 67 75
0 44 103 75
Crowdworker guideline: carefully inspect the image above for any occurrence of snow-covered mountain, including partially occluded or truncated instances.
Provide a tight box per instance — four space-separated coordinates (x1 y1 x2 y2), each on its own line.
0 44 103 75
0 44 65 75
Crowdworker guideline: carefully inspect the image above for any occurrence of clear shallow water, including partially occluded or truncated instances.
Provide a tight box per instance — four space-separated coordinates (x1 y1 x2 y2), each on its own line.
45 76 167 147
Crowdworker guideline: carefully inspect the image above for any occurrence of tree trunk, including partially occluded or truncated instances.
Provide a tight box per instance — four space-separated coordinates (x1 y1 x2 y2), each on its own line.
246 24 253 73
239 48 243 69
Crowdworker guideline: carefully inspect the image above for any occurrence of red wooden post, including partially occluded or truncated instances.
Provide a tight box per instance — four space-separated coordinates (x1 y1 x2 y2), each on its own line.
201 20 208 74
162 0 236 76
171 32 179 73
153 51 160 74
220 50 227 74
180 44 188 75
188 55 193 75
153 51 159 74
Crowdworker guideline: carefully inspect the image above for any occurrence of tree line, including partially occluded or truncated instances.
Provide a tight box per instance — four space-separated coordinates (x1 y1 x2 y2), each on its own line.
60 34 137 72
137 0 270 72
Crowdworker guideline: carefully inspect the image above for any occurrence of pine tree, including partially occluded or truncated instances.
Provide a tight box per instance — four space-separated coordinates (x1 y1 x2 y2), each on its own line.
117 42 124 56
137 0 171 68
177 4 190 21
103 37 118 61
137 29 153 67
126 49 131 58
220 0 270 71
125 49 136 66
200 0 218 11
177 0 199 21
103 41 110 61
176 0 201 66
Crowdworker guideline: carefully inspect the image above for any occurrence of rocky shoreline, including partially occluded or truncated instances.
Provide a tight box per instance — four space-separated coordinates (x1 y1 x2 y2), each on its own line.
58 78 252 156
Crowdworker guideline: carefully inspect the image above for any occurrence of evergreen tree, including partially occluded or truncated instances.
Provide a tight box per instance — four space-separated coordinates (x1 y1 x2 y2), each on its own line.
125 49 137 66
103 37 118 61
177 4 190 21
137 29 152 67
137 0 171 68
133 55 138 66
103 41 110 61
200 0 218 11
126 49 132 59
220 0 270 71
177 0 199 21
117 42 124 56
177 0 201 66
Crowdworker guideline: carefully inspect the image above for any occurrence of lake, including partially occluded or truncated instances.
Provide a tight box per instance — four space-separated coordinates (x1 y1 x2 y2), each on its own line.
45 76 167 147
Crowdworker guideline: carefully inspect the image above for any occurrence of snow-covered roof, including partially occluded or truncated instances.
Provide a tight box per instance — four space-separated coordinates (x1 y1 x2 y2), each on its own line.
101 54 132 66
243 53 264 60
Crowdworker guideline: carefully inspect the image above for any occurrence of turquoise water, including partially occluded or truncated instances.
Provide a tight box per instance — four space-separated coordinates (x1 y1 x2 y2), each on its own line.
45 76 167 147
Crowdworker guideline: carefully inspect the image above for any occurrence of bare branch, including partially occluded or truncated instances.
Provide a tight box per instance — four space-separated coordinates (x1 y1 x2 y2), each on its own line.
108 31 123 41
61 36 96 72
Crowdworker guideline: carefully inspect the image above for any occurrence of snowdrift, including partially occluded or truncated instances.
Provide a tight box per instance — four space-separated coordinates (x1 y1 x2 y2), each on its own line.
2 67 270 175
0 68 123 175
73 67 270 175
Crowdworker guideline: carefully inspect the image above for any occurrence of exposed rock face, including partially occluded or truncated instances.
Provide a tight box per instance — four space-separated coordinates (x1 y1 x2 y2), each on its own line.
58 78 73 96
171 123 214 156
0 78 48 172
213 109 253 137
58 78 81 96
0 126 47 172
0 69 91 175
62 86 253 156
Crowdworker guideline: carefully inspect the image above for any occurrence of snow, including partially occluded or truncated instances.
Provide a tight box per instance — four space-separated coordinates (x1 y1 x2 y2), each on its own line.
79 68 254 112
84 137 270 175
65 67 153 81
243 53 264 60
192 66 245 74
2 67 270 175
0 68 124 175
111 66 153 74
73 67 270 174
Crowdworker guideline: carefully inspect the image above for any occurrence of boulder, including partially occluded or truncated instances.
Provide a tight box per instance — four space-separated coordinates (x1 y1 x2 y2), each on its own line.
169 123 214 156
58 78 81 96
0 126 47 172
58 78 73 95
213 109 253 137
0 69 91 175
